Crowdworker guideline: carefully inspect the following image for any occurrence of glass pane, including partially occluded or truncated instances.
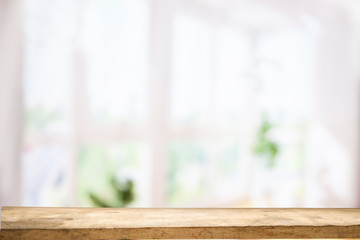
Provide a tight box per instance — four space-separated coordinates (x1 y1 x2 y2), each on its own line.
214 27 252 128
23 0 77 206
247 29 314 206
211 141 245 202
78 142 151 207
24 0 76 137
167 141 208 205
250 118 307 207
257 30 314 119
274 124 306 172
22 143 70 206
82 0 150 126
171 14 213 127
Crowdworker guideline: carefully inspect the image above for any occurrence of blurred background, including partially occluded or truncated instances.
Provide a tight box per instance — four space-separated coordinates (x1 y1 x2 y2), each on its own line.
1 0 360 208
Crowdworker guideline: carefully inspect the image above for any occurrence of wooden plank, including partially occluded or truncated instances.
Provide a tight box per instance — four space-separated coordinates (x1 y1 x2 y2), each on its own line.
1 207 360 239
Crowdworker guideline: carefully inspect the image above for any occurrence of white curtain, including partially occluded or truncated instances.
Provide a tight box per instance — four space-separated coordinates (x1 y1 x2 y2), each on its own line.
0 0 23 206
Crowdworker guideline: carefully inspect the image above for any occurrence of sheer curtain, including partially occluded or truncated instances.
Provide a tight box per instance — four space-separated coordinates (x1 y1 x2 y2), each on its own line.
0 0 23 206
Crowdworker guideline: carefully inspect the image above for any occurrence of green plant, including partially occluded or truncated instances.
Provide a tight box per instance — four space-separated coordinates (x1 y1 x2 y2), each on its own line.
253 116 279 168
88 175 135 207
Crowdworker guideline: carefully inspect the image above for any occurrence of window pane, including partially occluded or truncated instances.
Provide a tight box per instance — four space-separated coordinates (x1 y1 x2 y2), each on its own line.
81 0 150 126
167 141 208 205
23 0 77 206
22 143 70 206
171 14 213 127
24 0 76 136
78 142 151 207
211 141 245 202
215 27 252 128
257 30 314 118
249 29 314 206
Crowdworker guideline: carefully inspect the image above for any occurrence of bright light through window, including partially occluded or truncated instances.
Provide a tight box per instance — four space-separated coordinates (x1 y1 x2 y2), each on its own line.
23 0 319 208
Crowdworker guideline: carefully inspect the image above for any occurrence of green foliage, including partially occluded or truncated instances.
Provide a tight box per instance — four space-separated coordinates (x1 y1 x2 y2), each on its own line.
88 175 135 208
253 117 279 168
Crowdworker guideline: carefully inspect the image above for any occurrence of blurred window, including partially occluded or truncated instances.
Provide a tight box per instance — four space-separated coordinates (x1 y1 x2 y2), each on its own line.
23 0 314 207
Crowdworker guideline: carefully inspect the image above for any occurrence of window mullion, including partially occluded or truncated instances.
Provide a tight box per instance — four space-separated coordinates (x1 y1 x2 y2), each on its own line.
148 0 174 207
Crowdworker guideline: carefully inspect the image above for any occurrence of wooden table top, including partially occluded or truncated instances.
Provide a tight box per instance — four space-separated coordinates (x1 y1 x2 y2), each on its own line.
1 207 360 239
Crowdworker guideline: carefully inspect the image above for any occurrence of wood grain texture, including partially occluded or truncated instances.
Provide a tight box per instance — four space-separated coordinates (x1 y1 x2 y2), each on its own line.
1 207 360 239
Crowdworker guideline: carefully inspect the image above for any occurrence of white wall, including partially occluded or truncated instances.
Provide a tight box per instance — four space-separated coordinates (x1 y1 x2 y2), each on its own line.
0 0 23 206
305 4 360 207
